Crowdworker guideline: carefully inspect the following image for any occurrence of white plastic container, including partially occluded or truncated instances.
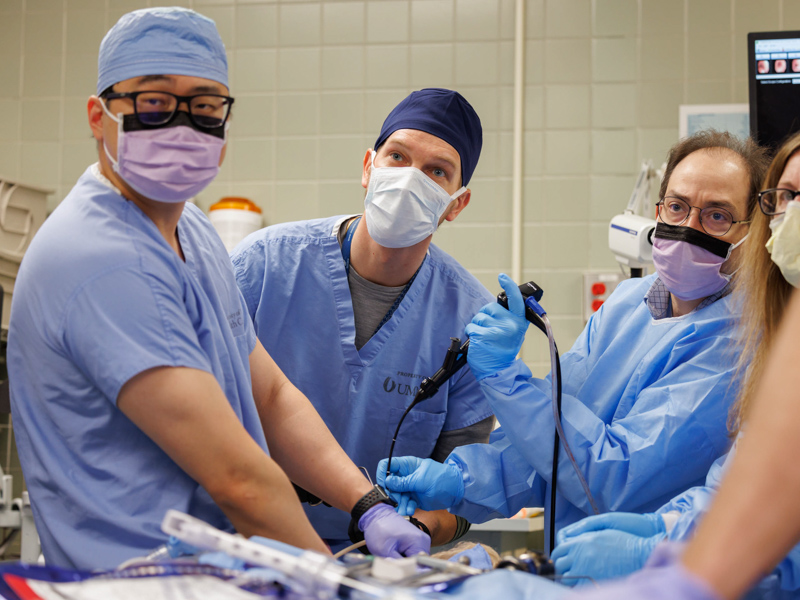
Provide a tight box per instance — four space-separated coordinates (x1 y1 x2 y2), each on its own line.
0 177 51 330
208 197 263 252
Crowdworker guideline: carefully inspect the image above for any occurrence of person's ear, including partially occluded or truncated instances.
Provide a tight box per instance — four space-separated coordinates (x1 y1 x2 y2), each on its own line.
443 190 471 222
88 96 105 142
361 149 373 189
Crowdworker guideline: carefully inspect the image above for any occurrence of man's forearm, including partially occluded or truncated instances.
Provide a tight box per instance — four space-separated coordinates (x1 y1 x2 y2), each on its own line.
117 365 330 555
260 378 372 512
250 342 373 513
412 510 459 546
209 455 331 554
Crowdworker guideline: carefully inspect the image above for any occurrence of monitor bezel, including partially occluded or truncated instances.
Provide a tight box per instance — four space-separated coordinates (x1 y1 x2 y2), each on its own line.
748 29 800 144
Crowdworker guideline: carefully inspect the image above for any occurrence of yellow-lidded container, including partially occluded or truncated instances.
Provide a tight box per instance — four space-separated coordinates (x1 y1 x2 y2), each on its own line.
208 197 263 252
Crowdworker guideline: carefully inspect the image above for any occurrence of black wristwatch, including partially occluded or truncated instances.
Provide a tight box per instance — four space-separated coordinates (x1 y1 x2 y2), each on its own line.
347 485 397 547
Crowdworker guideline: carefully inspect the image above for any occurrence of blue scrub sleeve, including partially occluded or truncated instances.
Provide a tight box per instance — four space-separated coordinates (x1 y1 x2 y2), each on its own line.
480 333 736 516
225 241 273 355
238 289 258 355
62 266 213 403
447 428 544 523
774 548 800 592
230 240 266 320
656 450 730 542
659 486 717 543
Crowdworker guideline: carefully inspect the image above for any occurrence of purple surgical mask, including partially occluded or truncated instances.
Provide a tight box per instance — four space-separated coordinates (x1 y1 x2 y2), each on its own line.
652 222 747 301
102 101 225 203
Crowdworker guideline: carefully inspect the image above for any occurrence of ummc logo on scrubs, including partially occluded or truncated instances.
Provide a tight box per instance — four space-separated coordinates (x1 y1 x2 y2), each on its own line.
382 371 424 396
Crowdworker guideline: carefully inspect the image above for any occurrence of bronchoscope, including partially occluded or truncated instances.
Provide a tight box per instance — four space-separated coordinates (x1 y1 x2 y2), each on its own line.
384 280 599 552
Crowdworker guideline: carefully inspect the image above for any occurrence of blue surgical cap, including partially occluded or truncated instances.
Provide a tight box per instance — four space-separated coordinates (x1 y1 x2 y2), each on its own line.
97 7 228 95
374 88 482 186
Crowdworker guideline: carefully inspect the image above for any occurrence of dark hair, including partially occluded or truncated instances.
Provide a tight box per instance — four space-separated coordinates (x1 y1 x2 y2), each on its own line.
659 130 771 218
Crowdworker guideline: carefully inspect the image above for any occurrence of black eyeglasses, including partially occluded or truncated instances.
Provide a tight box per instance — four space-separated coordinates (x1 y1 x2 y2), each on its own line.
656 197 749 237
102 91 234 130
757 188 800 216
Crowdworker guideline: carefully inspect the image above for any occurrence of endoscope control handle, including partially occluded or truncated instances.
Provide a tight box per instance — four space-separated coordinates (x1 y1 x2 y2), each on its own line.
496 280 547 333
416 337 469 402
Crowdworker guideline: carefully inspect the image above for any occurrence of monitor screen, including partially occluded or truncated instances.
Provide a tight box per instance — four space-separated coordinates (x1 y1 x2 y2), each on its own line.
748 30 800 151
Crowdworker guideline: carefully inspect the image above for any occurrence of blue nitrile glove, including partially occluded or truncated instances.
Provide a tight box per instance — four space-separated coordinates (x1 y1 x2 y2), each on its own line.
465 273 530 380
359 503 431 558
551 528 663 586
556 512 665 545
567 543 721 600
377 456 465 516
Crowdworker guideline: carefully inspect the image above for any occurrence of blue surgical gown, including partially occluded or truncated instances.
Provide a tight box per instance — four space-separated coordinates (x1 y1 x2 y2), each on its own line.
230 215 494 548
657 441 800 596
446 274 740 551
9 165 267 570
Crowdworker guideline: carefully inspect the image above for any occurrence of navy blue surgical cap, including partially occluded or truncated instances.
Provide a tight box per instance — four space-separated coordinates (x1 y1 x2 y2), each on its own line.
97 7 228 95
374 88 482 186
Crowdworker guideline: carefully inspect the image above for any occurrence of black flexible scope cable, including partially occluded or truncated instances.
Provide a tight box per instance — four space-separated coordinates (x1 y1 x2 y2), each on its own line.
549 348 562 553
386 394 420 479
386 338 468 478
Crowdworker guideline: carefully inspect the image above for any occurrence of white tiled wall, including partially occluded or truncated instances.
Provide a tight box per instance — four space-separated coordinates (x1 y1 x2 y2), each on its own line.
2 0 800 401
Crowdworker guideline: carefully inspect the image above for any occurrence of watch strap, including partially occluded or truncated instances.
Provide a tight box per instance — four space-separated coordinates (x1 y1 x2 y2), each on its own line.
348 485 397 549
350 485 396 522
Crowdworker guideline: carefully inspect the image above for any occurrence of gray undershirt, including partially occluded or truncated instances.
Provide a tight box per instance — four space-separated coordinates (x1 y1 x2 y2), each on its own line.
338 217 405 350
338 217 495 457
348 267 405 350
431 416 495 462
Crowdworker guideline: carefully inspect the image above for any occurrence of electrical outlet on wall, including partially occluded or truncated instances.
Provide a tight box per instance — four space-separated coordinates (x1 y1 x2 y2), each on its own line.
583 271 626 323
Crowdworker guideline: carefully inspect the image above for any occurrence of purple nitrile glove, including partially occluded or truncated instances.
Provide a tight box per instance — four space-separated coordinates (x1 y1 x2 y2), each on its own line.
359 503 431 558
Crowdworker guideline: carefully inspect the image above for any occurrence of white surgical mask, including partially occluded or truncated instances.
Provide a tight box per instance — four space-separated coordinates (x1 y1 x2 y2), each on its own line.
363 151 466 248
766 201 800 287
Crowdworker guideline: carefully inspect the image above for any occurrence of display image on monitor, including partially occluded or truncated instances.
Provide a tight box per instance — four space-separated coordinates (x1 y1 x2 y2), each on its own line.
749 30 800 151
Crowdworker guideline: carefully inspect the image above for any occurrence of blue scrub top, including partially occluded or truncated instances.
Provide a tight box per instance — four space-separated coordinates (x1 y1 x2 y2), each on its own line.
9 165 266 570
231 215 494 545
447 274 740 552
